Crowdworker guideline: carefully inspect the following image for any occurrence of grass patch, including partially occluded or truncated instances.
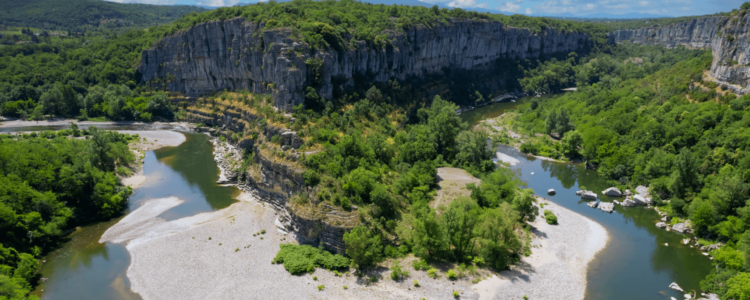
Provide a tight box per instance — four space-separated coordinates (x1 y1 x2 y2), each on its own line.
272 244 350 274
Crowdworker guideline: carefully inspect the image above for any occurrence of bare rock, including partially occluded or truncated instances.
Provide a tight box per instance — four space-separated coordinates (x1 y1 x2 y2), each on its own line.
602 187 622 197
669 282 684 292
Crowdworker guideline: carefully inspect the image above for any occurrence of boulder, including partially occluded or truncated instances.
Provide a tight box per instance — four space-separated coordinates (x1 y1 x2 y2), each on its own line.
575 190 583 196
599 202 614 213
548 189 556 195
682 239 691 245
621 198 636 207
656 222 668 228
636 185 649 196
669 282 684 292
633 194 651 205
587 201 598 208
672 223 689 234
613 200 621 205
624 189 633 196
581 191 598 200
602 187 622 197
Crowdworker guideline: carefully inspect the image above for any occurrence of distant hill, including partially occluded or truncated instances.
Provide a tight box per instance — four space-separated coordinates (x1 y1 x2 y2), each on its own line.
0 0 208 31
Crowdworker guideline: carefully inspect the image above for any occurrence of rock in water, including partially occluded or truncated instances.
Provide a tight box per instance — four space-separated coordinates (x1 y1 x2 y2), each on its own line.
621 198 636 207
602 187 622 197
633 194 652 205
669 282 684 292
547 189 556 195
635 185 649 196
656 222 668 228
599 202 614 213
624 189 633 197
581 191 598 200
587 201 598 208
575 190 583 196
683 239 691 245
672 223 689 234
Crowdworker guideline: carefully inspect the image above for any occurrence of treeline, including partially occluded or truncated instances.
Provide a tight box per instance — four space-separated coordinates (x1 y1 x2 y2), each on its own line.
511 45 750 298
0 127 136 299
0 0 206 32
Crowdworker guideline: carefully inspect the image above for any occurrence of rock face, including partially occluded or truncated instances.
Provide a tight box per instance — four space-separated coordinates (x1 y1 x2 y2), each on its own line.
612 14 750 93
138 17 595 111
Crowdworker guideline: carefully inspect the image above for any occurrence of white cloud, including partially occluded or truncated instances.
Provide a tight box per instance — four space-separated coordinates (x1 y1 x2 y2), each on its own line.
639 1 649 6
498 1 522 13
525 8 533 14
447 0 489 8
196 0 241 6
105 0 178 4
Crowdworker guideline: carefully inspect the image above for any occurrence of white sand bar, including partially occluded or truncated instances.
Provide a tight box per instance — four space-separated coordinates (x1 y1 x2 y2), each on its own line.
496 152 520 166
473 199 609 300
117 130 186 149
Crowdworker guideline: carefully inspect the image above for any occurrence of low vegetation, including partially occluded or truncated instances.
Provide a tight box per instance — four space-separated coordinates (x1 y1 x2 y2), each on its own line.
272 244 349 274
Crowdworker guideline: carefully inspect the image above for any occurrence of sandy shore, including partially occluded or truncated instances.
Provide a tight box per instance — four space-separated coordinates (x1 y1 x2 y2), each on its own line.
119 130 187 190
0 119 122 128
472 199 609 300
102 193 490 300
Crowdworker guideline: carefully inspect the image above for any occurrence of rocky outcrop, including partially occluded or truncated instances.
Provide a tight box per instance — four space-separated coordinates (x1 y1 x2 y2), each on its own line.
612 14 750 93
138 17 595 111
602 187 622 197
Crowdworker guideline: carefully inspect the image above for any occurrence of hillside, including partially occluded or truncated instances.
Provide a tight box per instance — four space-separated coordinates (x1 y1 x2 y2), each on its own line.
0 0 208 32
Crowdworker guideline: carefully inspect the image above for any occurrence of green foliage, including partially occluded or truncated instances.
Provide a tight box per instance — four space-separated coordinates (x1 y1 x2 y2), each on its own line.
725 272 750 300
446 269 457 280
272 244 349 275
343 225 383 268
544 210 558 225
427 268 439 278
389 264 409 280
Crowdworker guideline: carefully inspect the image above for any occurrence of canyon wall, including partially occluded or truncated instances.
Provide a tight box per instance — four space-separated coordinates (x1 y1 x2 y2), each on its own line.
612 14 750 93
138 17 594 111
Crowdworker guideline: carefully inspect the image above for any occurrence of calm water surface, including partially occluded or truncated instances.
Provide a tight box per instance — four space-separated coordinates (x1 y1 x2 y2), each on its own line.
22 128 240 300
462 104 712 299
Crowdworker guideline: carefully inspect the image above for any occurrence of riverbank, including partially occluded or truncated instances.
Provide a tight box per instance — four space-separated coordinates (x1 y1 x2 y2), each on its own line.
473 198 609 300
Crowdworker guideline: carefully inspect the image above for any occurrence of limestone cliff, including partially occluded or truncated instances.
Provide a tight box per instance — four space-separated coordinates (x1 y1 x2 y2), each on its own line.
612 14 750 93
138 17 594 111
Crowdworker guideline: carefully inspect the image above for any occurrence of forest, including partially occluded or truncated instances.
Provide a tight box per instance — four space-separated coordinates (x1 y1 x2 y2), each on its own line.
505 42 750 298
0 0 207 32
0 127 136 299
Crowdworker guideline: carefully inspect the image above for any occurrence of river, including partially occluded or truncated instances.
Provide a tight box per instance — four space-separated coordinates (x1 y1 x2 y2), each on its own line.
8 101 713 299
1 126 242 300
461 100 713 299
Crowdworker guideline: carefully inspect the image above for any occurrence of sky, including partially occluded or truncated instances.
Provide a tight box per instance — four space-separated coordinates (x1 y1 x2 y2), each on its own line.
105 0 746 17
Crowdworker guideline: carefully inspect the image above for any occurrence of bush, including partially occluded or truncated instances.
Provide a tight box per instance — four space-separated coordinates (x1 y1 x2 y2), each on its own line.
317 285 325 291
413 259 429 270
272 244 349 274
390 264 410 280
544 210 558 225
453 290 459 298
413 280 420 287
427 268 439 278
447 269 458 280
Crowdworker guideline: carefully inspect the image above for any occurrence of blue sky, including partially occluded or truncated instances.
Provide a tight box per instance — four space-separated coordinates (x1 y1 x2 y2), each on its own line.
106 0 746 17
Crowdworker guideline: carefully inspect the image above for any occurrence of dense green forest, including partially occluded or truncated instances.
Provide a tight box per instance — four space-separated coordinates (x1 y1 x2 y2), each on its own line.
505 42 750 299
0 0 207 32
0 128 136 299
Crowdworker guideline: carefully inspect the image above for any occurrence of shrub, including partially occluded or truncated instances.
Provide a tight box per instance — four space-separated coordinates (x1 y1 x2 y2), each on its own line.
313 276 318 280
412 259 429 270
272 244 349 274
414 280 420 287
317 285 325 291
427 268 438 278
369 276 378 283
343 285 348 289
390 264 410 280
447 269 457 280
544 210 558 225
453 290 459 298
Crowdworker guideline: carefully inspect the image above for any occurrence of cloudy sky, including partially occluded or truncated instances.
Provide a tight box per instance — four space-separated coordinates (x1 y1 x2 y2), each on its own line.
106 0 745 17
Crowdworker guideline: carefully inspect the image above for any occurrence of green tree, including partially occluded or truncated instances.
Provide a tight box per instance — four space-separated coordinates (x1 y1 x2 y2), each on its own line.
560 130 582 157
441 196 480 260
412 211 447 260
343 225 383 268
475 204 521 270
512 189 538 222
725 272 750 300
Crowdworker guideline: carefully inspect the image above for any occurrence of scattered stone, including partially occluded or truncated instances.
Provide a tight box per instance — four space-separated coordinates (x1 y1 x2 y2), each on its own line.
575 190 583 196
613 200 621 205
581 191 598 200
621 198 636 207
702 252 709 256
602 187 622 197
548 188 556 195
656 222 667 228
624 189 633 197
682 239 691 245
599 202 614 213
700 246 707 251
661 216 668 222
665 243 669 246
587 201 598 208
669 282 684 292
281 145 288 151
685 294 692 299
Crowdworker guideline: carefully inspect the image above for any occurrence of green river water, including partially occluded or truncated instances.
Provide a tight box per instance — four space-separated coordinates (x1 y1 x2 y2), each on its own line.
7 102 712 299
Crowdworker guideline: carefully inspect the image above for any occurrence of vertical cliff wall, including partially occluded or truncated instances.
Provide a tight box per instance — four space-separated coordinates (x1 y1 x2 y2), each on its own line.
612 14 750 93
137 17 594 111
